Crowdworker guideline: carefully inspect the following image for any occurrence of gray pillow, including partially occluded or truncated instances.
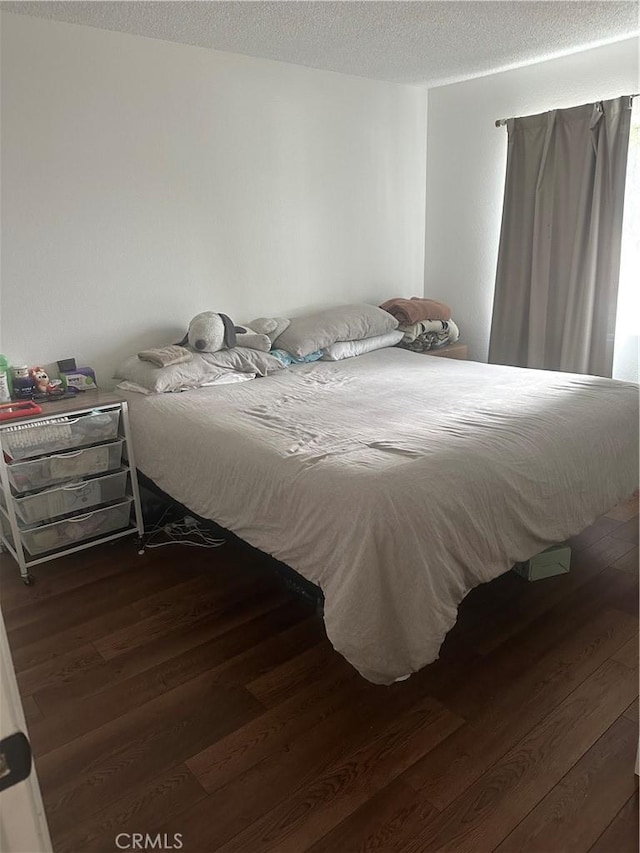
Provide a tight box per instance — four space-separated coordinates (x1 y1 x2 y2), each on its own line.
200 347 284 377
273 303 399 358
114 353 253 394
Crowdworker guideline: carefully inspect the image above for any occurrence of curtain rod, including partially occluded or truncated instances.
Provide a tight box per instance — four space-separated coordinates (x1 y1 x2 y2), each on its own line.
495 93 639 127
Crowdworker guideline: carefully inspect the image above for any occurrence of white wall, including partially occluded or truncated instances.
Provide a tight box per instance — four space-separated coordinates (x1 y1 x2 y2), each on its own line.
425 38 639 362
0 13 427 384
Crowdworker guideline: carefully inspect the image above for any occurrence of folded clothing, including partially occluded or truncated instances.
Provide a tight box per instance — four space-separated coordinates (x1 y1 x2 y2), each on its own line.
398 319 460 353
138 345 192 368
380 297 452 326
400 318 459 344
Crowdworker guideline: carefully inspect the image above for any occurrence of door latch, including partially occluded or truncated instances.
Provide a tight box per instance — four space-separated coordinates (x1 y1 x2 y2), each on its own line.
0 732 32 793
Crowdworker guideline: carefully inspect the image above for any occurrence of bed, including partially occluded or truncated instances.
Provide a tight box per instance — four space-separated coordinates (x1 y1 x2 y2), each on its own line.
123 347 639 684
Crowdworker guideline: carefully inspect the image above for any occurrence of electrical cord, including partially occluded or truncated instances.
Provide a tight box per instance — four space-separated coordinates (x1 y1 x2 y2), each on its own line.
144 506 225 549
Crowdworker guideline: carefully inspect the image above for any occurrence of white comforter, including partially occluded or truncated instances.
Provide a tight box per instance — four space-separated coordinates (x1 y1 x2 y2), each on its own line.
125 349 639 684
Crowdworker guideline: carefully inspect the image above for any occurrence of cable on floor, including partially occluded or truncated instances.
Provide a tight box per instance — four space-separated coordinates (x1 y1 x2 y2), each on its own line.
143 507 225 549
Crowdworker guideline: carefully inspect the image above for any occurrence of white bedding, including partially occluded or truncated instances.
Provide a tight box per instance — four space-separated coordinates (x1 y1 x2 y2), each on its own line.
125 348 639 684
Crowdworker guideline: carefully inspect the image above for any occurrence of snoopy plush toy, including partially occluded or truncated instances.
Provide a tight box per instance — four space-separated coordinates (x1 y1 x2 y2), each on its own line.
178 312 271 353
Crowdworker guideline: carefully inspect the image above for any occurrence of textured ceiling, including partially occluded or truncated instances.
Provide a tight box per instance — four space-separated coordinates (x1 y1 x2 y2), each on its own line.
2 1 638 85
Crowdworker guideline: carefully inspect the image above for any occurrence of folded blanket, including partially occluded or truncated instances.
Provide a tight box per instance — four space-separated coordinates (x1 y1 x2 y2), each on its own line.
400 318 460 343
380 297 451 326
398 319 460 353
138 345 193 368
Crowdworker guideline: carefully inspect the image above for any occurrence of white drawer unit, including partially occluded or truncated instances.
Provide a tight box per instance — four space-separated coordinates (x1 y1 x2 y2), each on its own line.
0 392 145 584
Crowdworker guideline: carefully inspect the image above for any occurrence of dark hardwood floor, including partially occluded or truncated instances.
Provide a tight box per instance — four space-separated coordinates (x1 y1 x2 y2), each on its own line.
1 496 638 852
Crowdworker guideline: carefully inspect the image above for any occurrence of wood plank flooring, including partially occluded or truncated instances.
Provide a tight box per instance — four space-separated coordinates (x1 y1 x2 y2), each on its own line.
1 498 638 852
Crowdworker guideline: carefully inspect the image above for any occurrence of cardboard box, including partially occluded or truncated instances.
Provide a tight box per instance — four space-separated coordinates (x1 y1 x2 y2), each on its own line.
513 544 571 581
59 367 97 391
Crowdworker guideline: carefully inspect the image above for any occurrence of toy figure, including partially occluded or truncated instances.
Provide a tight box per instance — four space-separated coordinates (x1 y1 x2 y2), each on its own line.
29 367 62 395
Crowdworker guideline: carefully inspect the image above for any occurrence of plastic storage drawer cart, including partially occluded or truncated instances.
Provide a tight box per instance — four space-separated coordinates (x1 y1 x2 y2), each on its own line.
0 393 145 584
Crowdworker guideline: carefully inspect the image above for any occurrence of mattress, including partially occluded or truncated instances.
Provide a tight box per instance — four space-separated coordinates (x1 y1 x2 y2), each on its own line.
124 348 639 684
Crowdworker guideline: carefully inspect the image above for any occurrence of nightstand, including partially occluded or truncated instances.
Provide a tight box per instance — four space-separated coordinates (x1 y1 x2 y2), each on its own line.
423 343 468 360
0 391 144 584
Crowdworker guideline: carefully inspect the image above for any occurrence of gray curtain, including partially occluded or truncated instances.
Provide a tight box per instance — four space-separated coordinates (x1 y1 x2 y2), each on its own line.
489 96 632 377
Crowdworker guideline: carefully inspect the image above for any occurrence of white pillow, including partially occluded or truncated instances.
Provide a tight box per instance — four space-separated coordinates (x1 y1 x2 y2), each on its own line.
321 330 404 361
273 303 399 358
114 353 257 394
117 372 254 395
200 347 284 376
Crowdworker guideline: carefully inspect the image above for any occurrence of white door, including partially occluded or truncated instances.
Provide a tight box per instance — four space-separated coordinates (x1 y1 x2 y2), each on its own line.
0 607 52 853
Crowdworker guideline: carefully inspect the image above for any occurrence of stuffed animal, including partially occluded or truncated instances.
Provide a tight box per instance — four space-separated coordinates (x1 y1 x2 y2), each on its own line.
249 317 290 344
178 312 271 353
29 367 62 395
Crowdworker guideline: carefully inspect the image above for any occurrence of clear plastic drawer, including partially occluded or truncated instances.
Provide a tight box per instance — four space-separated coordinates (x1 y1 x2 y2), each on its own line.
2 409 120 460
21 497 133 555
13 470 128 525
7 440 124 494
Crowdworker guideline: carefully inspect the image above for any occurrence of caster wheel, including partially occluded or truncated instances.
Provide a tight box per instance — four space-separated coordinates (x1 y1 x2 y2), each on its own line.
22 574 35 586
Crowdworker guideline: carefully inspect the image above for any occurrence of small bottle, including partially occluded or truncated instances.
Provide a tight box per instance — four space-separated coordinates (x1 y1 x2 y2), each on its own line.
11 366 36 400
0 355 11 402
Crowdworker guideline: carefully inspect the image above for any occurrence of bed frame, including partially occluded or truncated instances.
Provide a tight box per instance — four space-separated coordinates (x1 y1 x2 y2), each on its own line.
137 471 325 612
